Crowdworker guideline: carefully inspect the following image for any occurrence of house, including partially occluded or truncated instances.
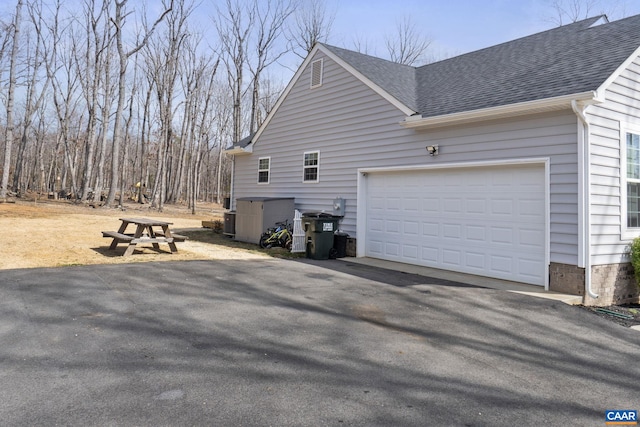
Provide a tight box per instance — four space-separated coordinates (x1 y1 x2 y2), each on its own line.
226 14 640 306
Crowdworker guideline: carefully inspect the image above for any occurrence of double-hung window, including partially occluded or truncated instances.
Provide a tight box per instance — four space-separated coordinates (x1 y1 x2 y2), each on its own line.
303 151 319 183
624 127 640 236
258 157 270 184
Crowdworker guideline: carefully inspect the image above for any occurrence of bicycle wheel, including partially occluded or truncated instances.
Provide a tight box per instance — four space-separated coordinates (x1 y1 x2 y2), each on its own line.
259 234 272 249
278 232 292 250
281 234 293 251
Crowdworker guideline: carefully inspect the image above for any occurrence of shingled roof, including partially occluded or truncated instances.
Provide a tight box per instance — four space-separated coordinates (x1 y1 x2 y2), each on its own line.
321 14 640 118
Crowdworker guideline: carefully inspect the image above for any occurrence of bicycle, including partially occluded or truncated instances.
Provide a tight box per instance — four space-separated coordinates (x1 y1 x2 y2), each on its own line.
259 220 293 250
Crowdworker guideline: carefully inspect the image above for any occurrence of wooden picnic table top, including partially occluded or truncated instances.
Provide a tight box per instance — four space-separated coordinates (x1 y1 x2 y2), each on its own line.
119 217 173 226
105 217 183 256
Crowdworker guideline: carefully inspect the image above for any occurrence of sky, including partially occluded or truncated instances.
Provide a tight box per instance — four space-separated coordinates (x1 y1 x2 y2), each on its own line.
258 0 640 82
323 0 640 60
2 0 640 84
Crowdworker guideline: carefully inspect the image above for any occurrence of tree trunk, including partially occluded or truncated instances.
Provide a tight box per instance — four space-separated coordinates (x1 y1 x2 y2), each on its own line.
1 0 23 199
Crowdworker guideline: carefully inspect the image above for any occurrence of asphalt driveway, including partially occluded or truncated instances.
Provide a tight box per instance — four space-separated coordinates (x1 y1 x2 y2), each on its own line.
0 258 638 426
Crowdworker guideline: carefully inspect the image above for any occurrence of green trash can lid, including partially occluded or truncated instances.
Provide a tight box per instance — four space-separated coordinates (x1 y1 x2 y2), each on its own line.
302 212 334 218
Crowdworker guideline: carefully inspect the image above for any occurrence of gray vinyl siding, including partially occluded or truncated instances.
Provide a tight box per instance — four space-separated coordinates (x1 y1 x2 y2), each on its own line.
232 50 580 265
588 54 640 265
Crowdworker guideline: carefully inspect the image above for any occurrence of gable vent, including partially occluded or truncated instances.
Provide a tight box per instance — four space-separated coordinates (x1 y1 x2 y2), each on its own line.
310 59 323 88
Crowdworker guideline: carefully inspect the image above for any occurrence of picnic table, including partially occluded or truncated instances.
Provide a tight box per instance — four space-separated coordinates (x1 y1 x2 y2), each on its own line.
102 217 187 256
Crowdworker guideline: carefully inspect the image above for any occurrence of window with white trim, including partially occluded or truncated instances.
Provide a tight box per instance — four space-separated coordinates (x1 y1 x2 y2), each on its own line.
303 151 319 183
627 131 640 227
310 59 323 89
622 125 640 238
258 157 270 184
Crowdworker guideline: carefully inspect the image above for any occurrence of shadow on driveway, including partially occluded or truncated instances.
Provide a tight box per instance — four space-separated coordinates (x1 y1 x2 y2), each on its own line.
0 259 638 426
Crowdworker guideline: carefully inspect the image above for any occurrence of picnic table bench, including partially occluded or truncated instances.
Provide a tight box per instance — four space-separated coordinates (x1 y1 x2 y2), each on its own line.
102 217 187 256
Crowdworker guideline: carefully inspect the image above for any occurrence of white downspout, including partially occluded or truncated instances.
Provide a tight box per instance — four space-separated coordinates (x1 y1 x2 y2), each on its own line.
572 100 599 300
229 155 236 210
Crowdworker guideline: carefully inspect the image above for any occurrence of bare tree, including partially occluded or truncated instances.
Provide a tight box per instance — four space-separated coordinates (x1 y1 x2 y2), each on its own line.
13 0 51 196
92 42 116 204
143 0 193 211
351 33 375 56
385 15 432 66
75 0 113 202
0 0 294 209
545 0 634 25
214 0 255 144
248 0 295 133
104 0 172 208
288 0 334 58
0 0 22 200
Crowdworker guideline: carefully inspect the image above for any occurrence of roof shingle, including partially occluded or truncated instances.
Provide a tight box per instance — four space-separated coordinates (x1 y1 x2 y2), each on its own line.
321 14 640 118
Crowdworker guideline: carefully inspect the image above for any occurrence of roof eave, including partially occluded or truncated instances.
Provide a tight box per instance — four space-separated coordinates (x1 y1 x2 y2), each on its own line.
400 91 602 129
224 145 253 155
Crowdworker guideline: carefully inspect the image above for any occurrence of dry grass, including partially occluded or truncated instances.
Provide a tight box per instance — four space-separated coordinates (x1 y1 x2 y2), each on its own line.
0 198 271 270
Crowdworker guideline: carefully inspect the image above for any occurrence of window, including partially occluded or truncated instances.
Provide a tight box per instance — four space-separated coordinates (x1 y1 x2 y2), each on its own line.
628 132 640 227
310 59 323 88
303 151 319 183
258 157 270 184
623 126 640 238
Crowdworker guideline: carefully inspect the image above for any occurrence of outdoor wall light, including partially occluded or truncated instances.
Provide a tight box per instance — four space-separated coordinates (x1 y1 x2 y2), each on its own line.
426 145 439 156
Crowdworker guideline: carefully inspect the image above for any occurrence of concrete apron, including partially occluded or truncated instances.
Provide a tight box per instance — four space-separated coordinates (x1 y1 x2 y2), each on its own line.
343 257 584 305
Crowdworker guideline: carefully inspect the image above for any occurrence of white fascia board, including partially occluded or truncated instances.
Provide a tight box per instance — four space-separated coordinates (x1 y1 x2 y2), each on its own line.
400 91 600 129
594 45 640 100
223 145 253 155
317 45 416 117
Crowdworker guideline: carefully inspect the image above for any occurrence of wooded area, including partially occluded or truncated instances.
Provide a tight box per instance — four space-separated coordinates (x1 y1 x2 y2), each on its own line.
0 0 617 212
0 0 327 212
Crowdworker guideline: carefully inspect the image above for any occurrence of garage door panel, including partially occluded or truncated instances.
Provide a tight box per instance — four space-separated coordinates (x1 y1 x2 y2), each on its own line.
403 245 419 259
442 249 462 266
404 220 420 235
369 218 384 232
385 243 400 256
466 252 486 269
422 247 439 262
443 224 462 239
365 164 546 286
466 199 487 214
385 220 400 233
422 223 439 237
520 228 544 247
490 255 514 273
466 225 486 241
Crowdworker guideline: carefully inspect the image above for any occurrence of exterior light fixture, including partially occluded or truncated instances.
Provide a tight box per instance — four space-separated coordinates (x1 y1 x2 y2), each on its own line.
426 145 439 156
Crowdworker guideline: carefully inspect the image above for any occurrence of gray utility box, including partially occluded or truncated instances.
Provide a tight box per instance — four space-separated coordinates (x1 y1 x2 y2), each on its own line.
223 211 236 236
235 197 295 244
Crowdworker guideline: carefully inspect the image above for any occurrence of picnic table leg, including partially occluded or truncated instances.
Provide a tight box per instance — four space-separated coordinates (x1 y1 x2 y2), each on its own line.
148 226 161 250
163 225 179 253
109 220 130 250
109 238 120 250
123 224 144 256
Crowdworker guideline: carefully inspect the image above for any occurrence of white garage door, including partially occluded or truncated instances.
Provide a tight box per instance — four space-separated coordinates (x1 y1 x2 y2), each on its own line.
365 163 546 285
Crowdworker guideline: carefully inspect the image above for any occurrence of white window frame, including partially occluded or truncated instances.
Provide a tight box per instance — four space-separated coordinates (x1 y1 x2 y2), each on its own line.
310 59 323 89
303 151 320 183
258 156 270 184
621 123 640 239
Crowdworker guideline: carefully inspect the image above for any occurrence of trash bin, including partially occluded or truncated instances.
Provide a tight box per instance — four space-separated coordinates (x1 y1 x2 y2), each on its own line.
333 231 349 258
302 212 341 260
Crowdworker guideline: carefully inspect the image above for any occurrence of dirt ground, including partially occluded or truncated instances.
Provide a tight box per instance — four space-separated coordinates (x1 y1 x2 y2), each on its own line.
0 198 270 270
